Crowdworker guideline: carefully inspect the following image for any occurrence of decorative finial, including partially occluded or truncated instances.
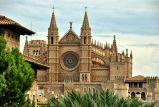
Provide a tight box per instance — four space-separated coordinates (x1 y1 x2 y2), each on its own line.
70 22 72 30
126 49 128 56
52 0 55 12
85 6 87 12
114 35 116 40
26 36 28 41
52 5 55 12
130 50 133 58
105 42 108 48
122 50 125 55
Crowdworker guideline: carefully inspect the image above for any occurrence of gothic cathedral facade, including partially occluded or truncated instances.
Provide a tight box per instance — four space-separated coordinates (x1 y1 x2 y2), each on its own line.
24 10 133 99
48 10 133 82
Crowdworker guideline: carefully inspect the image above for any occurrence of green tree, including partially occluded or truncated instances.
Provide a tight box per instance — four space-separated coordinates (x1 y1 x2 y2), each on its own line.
0 36 35 106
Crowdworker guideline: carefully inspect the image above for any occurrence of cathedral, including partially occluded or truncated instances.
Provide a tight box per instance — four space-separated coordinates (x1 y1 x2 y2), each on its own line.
0 2 158 105
23 9 132 99
22 9 159 105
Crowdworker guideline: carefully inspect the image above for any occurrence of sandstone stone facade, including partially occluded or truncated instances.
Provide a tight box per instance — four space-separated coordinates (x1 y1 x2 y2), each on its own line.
23 10 132 103
23 10 159 104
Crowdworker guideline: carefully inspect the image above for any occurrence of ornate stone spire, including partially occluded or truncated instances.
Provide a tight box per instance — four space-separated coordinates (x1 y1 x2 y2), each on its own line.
82 7 90 30
111 35 118 62
113 35 116 47
48 7 58 45
49 10 58 30
80 7 91 44
112 35 117 51
23 36 29 56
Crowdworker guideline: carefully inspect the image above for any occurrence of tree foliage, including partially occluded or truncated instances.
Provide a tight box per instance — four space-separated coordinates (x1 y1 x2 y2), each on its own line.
48 90 155 107
0 36 35 106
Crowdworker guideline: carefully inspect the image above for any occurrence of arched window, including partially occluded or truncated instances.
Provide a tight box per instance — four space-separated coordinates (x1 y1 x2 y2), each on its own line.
93 88 96 94
36 50 38 55
88 87 91 92
84 37 86 44
83 87 87 92
131 92 135 99
51 37 54 44
141 92 146 100
85 74 87 82
82 74 85 81
33 50 36 55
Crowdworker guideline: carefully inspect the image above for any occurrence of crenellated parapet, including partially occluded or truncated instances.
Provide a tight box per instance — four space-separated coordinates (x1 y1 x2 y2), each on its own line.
117 49 133 63
114 76 126 83
146 76 158 84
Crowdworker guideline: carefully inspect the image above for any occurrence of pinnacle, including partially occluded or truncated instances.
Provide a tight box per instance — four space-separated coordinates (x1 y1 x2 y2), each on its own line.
49 11 57 29
82 11 90 29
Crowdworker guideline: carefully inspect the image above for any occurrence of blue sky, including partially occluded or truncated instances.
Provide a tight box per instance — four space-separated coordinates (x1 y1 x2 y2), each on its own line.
0 0 159 76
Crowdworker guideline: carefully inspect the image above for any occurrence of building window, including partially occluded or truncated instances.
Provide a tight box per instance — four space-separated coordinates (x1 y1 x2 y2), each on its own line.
117 66 119 70
88 87 91 92
51 37 54 44
129 83 132 88
36 50 38 55
33 50 36 55
141 92 146 100
85 74 87 82
93 88 96 94
134 83 137 87
82 74 85 81
139 83 143 88
83 87 87 92
84 37 86 44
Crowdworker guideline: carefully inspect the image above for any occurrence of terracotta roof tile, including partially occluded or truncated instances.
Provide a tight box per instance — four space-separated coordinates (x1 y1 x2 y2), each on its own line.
0 15 18 25
125 75 146 82
0 15 35 35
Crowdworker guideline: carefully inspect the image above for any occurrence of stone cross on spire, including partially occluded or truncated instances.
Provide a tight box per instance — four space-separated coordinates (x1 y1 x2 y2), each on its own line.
85 6 87 12
52 0 55 12
69 22 72 30
52 5 55 12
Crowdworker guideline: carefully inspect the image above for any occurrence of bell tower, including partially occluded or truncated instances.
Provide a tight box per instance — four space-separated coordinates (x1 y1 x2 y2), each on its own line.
80 8 92 82
48 9 59 82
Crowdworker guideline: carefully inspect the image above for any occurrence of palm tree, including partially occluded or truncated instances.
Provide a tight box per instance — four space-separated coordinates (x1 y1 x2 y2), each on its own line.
47 90 154 107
